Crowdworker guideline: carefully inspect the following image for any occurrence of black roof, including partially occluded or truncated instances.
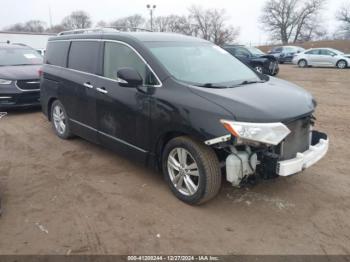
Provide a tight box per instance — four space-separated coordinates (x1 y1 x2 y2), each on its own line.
49 32 208 43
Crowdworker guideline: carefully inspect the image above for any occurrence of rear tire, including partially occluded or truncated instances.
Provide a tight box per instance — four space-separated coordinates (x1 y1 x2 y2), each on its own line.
162 136 222 205
337 60 347 69
298 59 307 68
51 100 73 139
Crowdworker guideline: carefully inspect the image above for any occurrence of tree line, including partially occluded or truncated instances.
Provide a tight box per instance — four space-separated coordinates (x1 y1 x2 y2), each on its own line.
3 1 350 45
3 7 239 46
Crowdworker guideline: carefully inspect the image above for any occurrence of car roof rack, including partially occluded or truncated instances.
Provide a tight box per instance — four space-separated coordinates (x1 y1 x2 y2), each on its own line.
58 26 152 36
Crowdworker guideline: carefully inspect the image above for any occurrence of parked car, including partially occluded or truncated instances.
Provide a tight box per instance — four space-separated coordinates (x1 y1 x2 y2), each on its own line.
268 46 305 64
223 45 279 76
0 43 43 109
293 48 350 69
41 30 329 205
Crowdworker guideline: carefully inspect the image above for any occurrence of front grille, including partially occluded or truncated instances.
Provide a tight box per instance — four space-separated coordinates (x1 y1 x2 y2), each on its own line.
279 117 311 160
16 79 40 91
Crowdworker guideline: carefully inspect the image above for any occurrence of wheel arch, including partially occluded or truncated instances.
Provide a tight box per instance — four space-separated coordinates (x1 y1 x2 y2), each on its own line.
47 97 58 121
153 129 207 170
337 59 348 68
298 58 308 66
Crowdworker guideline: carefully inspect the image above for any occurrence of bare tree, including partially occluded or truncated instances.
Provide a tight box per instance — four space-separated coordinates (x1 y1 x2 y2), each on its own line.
46 24 66 34
5 20 47 33
111 14 145 30
61 10 92 30
95 20 108 28
4 23 26 32
153 15 195 35
260 0 325 44
336 3 350 38
188 6 240 45
23 20 47 33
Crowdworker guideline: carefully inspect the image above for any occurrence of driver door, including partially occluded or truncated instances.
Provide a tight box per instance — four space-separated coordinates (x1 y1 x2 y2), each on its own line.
94 41 160 162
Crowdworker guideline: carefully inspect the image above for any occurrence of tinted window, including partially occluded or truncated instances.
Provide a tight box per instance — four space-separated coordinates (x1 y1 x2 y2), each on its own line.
68 41 100 74
45 41 70 67
319 49 335 56
103 42 159 86
305 50 320 55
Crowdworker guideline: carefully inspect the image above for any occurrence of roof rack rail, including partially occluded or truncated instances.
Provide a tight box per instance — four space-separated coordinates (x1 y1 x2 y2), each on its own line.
58 26 152 36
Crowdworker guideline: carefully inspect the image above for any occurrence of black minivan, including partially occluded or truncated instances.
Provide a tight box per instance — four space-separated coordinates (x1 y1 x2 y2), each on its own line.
41 29 328 204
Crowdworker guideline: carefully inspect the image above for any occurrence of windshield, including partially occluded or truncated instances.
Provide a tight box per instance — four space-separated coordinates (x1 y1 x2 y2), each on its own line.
146 42 261 87
0 48 43 66
247 47 265 56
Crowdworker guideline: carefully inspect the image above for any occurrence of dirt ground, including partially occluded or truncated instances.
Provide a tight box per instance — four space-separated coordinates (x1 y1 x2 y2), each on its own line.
0 65 349 255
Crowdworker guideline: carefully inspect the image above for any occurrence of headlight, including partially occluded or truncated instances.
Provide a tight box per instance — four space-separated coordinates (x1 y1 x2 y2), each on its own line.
220 120 291 146
0 79 12 85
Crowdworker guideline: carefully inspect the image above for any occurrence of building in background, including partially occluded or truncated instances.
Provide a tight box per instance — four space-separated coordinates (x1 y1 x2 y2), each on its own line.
0 31 54 50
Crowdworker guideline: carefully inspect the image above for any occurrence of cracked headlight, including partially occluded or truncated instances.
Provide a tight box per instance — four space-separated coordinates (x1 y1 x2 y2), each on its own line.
0 79 12 85
221 120 291 146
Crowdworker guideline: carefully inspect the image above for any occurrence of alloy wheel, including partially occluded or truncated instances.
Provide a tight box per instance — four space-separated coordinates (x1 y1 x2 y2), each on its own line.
52 105 66 135
338 61 346 69
167 147 200 196
299 60 306 68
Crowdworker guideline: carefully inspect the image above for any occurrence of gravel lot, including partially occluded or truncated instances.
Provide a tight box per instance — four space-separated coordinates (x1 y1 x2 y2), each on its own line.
0 65 349 255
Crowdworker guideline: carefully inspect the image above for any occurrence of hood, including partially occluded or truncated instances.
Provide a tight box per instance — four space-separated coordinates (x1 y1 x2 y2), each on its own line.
190 77 315 123
338 54 350 60
0 65 41 80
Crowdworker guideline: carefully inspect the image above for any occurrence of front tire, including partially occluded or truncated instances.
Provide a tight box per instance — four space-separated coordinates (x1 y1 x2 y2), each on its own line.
337 60 347 69
51 100 73 139
162 136 221 205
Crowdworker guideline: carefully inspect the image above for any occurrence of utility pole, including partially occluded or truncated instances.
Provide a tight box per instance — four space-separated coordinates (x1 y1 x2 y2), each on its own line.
146 4 156 31
48 4 53 29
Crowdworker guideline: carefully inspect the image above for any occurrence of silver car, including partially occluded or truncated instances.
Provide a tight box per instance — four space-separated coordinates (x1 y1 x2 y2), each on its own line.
292 48 350 69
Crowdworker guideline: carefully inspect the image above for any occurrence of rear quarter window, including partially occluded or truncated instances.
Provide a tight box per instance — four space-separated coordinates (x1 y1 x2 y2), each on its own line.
68 41 100 74
45 41 70 67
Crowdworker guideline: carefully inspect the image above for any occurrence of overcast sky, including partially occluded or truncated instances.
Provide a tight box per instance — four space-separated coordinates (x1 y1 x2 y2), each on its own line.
0 0 346 44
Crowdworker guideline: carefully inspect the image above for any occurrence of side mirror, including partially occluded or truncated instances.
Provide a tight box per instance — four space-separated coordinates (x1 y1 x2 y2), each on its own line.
116 68 143 88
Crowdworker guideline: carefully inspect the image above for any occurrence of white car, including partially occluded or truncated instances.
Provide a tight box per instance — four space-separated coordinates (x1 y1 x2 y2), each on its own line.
292 48 350 69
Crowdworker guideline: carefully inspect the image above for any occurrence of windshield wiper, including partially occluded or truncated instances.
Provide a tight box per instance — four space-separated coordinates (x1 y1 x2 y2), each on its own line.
238 80 266 86
10 64 36 66
195 83 228 89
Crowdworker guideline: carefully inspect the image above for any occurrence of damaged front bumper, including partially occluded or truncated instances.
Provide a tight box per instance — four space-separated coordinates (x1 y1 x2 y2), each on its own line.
277 131 329 176
211 130 329 187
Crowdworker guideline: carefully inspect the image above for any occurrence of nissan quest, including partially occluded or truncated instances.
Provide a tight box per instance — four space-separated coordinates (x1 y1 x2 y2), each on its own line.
40 29 329 205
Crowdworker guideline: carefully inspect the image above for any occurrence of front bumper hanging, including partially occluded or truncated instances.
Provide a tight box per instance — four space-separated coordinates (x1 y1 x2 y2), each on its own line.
277 131 329 177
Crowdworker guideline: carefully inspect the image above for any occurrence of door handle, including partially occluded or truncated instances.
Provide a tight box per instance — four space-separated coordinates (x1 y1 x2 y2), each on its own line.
83 82 94 89
96 87 108 94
